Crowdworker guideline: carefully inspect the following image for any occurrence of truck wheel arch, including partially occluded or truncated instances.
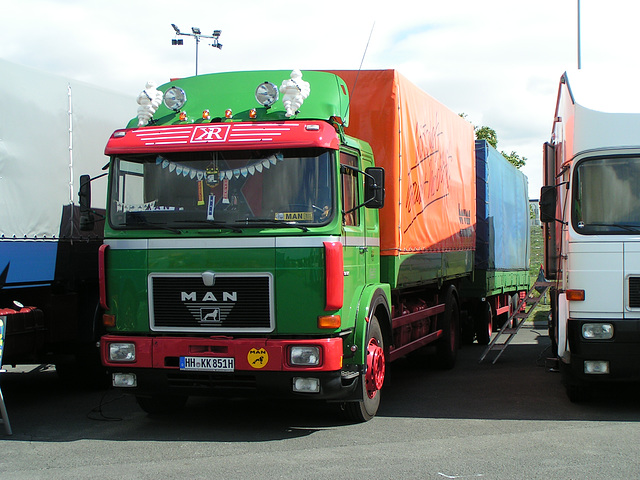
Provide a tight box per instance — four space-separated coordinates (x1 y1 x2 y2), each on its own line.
353 286 392 362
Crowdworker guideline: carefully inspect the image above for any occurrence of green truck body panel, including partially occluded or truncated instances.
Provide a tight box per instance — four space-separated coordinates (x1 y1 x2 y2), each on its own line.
461 269 530 299
381 251 475 290
126 70 350 128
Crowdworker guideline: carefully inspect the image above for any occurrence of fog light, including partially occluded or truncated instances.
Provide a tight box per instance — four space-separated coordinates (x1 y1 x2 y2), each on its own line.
109 342 136 362
290 346 320 366
292 377 320 393
584 360 609 375
112 373 137 387
582 323 614 340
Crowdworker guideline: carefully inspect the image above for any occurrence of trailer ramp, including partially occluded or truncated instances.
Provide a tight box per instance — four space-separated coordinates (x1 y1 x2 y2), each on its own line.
479 280 553 364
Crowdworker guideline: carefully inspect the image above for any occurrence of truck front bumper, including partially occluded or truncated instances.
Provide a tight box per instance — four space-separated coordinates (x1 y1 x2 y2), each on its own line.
100 335 361 401
565 318 640 384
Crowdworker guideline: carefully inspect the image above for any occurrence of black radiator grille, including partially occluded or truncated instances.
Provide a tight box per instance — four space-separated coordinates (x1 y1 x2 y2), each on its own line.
150 274 272 332
629 277 640 308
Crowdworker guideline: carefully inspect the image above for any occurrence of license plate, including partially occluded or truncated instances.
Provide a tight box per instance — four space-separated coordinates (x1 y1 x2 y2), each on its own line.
179 356 235 372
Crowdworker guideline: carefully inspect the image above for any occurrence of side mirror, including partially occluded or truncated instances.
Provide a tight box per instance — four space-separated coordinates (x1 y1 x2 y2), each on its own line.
364 167 385 209
79 174 95 231
539 185 557 223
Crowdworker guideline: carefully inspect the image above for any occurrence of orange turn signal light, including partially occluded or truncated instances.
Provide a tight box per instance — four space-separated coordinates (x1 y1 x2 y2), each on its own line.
103 314 116 327
318 315 341 329
566 289 585 301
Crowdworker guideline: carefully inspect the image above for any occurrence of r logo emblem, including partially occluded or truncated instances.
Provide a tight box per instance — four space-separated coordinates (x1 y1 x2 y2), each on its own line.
191 125 230 143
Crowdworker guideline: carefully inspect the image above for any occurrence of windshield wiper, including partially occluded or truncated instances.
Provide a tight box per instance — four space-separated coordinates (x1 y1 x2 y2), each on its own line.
130 221 182 234
236 218 309 232
174 220 243 233
582 223 640 232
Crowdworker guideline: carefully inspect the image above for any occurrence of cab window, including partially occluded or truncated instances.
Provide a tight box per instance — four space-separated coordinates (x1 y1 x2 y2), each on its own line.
340 152 360 226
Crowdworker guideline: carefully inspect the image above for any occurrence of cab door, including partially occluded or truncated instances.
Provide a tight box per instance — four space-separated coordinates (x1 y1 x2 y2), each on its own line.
340 150 367 307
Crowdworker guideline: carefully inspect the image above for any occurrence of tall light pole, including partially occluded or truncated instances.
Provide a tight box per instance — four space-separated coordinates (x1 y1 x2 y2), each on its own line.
577 0 582 69
171 24 222 76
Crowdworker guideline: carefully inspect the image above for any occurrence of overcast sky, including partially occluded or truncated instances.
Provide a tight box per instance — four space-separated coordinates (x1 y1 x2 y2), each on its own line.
4 0 639 198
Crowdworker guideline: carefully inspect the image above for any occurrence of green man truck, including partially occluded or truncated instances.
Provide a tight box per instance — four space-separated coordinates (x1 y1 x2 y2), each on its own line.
93 69 529 421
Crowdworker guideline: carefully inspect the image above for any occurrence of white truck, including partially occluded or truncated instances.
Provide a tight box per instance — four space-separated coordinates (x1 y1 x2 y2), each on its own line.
0 59 131 376
540 70 640 401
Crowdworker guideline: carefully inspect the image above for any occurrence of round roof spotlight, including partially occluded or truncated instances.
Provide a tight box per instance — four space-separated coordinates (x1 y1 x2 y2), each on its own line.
163 86 187 111
255 82 279 108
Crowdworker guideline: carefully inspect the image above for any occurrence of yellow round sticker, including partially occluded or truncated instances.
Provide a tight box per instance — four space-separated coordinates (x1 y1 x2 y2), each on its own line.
247 348 269 369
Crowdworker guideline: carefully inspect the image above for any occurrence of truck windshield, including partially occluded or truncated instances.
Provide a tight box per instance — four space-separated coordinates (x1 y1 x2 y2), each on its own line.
108 148 334 230
573 155 640 234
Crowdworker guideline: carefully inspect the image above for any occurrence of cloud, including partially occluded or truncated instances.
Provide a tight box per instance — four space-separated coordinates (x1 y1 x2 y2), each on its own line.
4 0 640 198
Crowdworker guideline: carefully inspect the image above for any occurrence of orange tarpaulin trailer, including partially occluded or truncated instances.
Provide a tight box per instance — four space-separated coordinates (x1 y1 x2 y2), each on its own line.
329 70 476 254
329 70 476 288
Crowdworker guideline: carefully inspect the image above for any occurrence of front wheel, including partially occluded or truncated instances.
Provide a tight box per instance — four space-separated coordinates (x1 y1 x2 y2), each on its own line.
342 315 385 422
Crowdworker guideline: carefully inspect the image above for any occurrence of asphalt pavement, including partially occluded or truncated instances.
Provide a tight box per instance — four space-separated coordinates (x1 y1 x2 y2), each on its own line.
0 326 639 479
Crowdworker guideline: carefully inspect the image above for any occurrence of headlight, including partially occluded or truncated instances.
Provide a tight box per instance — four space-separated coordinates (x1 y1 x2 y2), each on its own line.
255 81 279 107
163 86 187 111
109 342 136 362
582 323 614 340
289 346 320 366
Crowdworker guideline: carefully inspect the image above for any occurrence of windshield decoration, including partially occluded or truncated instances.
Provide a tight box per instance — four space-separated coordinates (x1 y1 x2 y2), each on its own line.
155 152 284 184
280 70 310 118
136 81 163 127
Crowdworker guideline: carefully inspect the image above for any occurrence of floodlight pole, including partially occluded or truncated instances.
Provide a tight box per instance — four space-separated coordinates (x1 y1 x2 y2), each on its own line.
577 0 582 69
171 24 222 76
194 34 200 76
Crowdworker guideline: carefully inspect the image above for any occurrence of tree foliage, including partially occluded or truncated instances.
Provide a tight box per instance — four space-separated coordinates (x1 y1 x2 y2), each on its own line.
459 114 527 169
475 126 498 149
501 150 526 169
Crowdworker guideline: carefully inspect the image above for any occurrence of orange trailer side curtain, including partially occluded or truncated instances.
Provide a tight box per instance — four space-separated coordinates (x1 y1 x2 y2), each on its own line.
328 70 476 255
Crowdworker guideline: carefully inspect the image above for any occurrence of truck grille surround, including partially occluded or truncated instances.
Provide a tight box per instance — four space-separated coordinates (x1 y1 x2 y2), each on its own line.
629 277 640 308
149 273 273 332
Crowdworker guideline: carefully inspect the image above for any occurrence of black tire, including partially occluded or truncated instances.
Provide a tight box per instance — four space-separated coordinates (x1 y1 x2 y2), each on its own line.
475 301 493 345
561 361 589 403
549 287 559 357
343 315 385 422
566 384 587 403
55 349 110 389
136 394 188 414
509 293 520 328
460 308 475 346
436 286 460 369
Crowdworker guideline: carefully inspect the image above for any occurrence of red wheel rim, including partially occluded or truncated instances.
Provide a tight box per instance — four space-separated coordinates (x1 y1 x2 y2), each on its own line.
366 337 385 398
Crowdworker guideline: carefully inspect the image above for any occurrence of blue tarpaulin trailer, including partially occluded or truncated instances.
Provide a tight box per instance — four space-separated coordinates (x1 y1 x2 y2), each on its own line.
460 140 531 344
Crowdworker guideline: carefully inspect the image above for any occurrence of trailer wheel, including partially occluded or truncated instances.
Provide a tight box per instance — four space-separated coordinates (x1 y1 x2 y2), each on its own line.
475 301 493 345
343 315 385 422
436 286 460 369
136 394 188 415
